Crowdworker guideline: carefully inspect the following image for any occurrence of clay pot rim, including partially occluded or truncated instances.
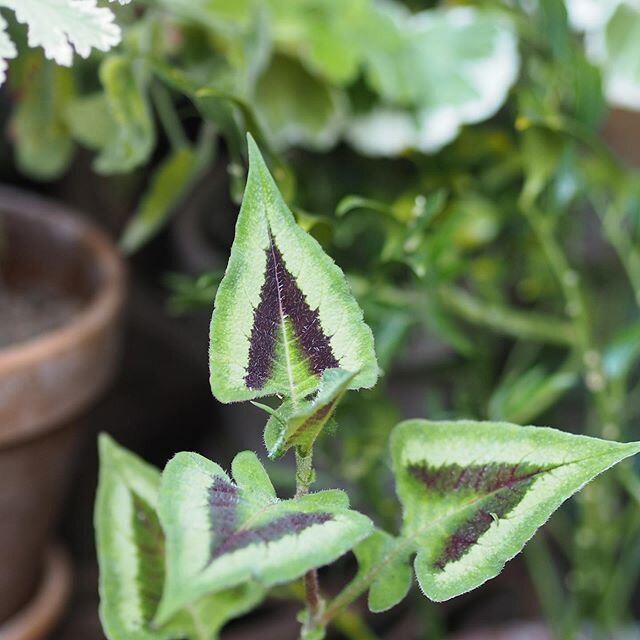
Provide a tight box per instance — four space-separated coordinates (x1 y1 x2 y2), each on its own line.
0 186 126 376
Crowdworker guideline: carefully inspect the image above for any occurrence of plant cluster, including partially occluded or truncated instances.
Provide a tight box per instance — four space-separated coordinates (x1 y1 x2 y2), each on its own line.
96 139 640 640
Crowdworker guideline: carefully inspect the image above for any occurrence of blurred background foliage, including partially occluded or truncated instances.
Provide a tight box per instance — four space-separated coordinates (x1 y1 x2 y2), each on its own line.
4 0 640 636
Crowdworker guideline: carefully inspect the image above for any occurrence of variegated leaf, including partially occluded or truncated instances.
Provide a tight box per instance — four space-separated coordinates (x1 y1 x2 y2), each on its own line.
155 450 373 623
390 420 640 602
209 135 378 404
263 368 356 458
96 435 265 640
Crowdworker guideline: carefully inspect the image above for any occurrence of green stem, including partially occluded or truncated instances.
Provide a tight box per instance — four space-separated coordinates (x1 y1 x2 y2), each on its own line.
295 449 324 635
151 81 189 150
438 285 577 346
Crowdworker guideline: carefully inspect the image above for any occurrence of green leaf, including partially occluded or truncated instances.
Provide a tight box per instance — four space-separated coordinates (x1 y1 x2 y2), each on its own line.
96 435 265 640
390 419 640 602
120 147 199 254
254 55 345 150
347 6 519 155
64 92 117 150
604 321 640 382
156 450 373 623
586 3 640 110
209 135 378 403
353 530 412 613
10 54 74 180
95 56 155 174
488 366 577 424
264 368 356 458
96 434 167 640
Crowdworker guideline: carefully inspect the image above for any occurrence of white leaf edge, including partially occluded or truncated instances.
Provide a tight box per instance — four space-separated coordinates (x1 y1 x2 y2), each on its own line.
0 0 126 77
346 7 519 156
0 13 17 85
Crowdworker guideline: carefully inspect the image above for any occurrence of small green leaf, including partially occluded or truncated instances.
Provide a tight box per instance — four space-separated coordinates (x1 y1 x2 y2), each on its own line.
264 368 356 458
209 136 378 403
64 92 117 150
488 366 577 424
95 56 155 174
120 147 199 254
353 530 412 613
604 321 640 382
10 54 74 180
156 450 373 623
391 419 640 602
96 435 265 640
253 55 345 150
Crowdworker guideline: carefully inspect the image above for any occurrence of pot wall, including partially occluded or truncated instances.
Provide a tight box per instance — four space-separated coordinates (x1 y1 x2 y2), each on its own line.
0 188 125 626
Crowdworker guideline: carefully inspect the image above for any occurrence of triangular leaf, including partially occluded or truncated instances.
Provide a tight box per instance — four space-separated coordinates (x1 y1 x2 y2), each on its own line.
96 434 168 640
390 420 640 602
156 450 373 623
96 435 265 640
264 368 356 458
209 135 378 404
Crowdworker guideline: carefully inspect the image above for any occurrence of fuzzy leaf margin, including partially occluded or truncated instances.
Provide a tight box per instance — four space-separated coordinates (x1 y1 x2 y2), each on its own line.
155 450 373 623
390 419 640 602
209 135 378 404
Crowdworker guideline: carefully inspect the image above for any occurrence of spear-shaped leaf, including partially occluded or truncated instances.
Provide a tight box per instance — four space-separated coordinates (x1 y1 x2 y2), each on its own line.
390 420 640 602
155 450 373 623
209 135 378 404
263 368 356 458
96 435 264 640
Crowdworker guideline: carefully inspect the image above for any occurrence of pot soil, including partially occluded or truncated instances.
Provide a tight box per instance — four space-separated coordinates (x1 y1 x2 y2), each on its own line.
0 187 125 637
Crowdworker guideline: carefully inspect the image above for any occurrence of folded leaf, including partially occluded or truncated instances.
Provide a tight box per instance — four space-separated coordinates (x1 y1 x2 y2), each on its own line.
391 419 640 602
156 450 373 623
263 368 356 458
209 135 378 403
96 435 264 640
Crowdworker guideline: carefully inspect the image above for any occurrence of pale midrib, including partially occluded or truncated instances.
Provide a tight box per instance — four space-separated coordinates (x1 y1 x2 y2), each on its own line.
261 173 299 405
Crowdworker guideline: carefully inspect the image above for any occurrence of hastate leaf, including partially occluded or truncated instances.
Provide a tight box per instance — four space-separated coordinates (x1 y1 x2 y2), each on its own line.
96 435 265 640
96 434 168 640
390 420 640 602
155 450 373 623
209 135 378 403
263 368 356 458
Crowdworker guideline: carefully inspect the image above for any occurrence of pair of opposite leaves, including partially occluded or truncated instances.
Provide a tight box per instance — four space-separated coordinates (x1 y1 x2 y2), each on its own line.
97 136 640 640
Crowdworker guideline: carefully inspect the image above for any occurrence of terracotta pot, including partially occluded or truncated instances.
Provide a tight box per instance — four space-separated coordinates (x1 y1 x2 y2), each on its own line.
0 187 125 635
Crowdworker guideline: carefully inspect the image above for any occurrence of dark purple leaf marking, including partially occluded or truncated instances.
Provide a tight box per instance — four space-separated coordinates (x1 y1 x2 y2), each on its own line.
408 462 552 571
208 476 240 561
207 475 333 562
131 491 165 623
284 401 336 448
212 511 333 559
245 241 338 390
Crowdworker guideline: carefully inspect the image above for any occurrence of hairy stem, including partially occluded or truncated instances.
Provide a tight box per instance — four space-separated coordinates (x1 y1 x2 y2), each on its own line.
295 449 325 633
